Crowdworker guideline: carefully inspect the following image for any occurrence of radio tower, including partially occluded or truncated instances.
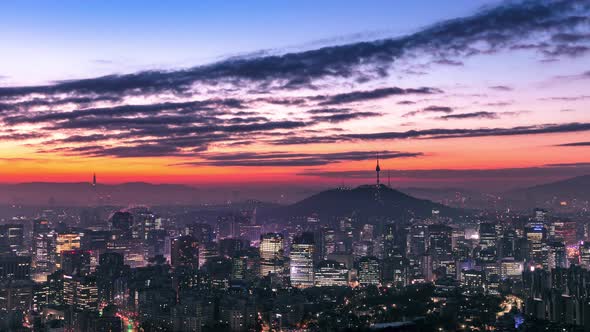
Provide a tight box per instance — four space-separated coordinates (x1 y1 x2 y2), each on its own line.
375 156 381 187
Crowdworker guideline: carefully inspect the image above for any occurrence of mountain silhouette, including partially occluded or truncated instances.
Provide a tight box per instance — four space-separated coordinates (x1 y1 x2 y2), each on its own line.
280 184 459 219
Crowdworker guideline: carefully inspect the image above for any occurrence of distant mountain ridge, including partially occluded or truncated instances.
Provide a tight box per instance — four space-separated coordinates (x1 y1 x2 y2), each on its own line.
506 174 590 203
0 182 202 206
279 184 459 219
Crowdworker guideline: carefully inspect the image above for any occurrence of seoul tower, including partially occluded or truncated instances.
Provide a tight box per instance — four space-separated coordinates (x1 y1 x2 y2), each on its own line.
375 156 381 187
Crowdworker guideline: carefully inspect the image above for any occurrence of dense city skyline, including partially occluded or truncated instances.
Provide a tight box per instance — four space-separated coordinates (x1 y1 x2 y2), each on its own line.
2 2 590 330
1 0 589 189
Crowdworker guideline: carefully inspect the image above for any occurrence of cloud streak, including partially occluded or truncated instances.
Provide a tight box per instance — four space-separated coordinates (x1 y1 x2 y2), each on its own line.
174 150 423 167
0 0 587 99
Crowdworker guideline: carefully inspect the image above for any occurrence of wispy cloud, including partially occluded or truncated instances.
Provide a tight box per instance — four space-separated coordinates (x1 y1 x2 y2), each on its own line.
173 150 422 167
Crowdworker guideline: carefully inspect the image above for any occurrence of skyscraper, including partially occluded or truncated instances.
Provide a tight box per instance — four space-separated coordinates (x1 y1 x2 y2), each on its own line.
171 235 199 270
55 231 82 268
259 233 284 277
110 211 133 240
0 224 24 255
358 256 380 286
290 232 315 288
315 260 348 287
428 224 452 259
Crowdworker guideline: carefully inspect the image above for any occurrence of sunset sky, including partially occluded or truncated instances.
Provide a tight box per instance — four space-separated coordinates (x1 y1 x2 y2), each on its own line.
1 0 589 190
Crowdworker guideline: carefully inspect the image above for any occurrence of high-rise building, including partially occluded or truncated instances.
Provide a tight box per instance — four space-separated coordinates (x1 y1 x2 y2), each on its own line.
353 241 373 260
289 232 315 288
525 224 546 264
0 224 25 255
580 242 590 269
320 228 336 260
171 235 199 270
409 225 428 258
199 242 218 268
357 256 380 286
545 241 568 270
383 222 407 259
0 279 33 313
188 223 214 243
132 209 159 240
96 252 127 305
315 260 348 287
500 258 524 279
63 275 98 311
551 220 577 246
60 250 91 277
55 231 82 268
259 233 284 277
500 229 517 258
381 254 409 288
461 270 486 295
428 225 452 257
33 226 56 281
0 255 31 280
478 222 497 250
146 229 168 260
421 253 434 282
534 208 549 224
110 211 133 240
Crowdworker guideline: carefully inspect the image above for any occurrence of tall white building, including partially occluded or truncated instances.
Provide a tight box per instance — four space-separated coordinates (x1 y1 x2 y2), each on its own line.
290 233 315 288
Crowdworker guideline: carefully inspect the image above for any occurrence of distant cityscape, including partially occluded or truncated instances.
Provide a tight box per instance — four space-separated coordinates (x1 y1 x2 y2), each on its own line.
0 164 589 332
1 0 590 331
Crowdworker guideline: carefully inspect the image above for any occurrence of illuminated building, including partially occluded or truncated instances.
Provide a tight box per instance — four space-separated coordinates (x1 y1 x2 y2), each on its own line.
259 233 284 277
0 255 31 280
545 241 568 270
428 224 452 258
199 242 218 268
315 260 348 287
239 224 262 243
289 232 315 288
360 224 374 242
551 220 577 246
187 223 214 243
381 255 410 287
132 210 158 240
231 255 247 280
55 232 82 268
33 221 51 257
353 241 373 260
461 269 485 295
0 224 25 255
56 232 82 254
421 253 434 282
0 279 33 313
534 208 549 224
525 224 546 264
580 242 590 269
320 227 336 260
409 225 428 258
357 256 380 286
63 275 98 311
500 258 523 279
478 222 497 250
96 252 126 305
171 235 199 270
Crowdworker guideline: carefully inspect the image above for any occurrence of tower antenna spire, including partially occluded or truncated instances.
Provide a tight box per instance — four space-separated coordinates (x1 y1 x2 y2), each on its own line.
92 173 96 187
375 154 381 187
